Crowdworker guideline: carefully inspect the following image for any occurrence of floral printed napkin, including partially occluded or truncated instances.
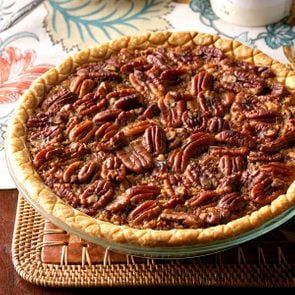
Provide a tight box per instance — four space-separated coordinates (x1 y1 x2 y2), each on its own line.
0 0 294 189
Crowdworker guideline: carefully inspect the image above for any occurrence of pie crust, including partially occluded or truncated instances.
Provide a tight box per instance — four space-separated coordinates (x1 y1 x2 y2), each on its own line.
7 32 295 247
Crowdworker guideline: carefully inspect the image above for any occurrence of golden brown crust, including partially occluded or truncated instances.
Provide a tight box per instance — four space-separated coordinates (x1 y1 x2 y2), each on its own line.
7 31 295 247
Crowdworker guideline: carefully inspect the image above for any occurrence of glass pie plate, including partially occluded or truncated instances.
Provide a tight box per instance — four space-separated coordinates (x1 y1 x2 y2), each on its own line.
5 135 295 259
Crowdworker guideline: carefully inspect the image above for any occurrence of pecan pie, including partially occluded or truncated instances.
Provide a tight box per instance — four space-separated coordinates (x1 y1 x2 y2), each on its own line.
8 32 295 247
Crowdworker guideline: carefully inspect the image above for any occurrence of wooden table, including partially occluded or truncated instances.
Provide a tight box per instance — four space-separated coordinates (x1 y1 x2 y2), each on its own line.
0 190 81 294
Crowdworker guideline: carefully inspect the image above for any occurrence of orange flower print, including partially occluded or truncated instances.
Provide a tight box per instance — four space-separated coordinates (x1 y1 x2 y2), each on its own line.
0 47 52 104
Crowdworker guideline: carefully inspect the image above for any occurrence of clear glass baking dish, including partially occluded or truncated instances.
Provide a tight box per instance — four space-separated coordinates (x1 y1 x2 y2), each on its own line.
5 134 295 258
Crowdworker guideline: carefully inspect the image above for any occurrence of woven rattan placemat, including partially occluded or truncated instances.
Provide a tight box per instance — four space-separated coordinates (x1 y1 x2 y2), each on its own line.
12 194 295 287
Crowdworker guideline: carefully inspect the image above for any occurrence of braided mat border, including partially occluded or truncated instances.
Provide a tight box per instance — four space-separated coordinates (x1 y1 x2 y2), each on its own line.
12 195 295 287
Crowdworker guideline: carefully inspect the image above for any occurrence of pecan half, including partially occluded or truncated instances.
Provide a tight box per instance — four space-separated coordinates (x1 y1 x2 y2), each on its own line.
93 109 121 124
66 116 79 135
182 132 215 166
184 156 221 190
145 64 161 80
261 162 294 178
191 71 213 96
66 142 89 159
168 132 215 172
210 146 249 156
129 71 147 93
167 149 182 173
182 110 207 130
115 108 144 126
159 68 187 86
33 145 64 168
106 88 136 100
148 78 166 96
158 98 186 128
166 90 193 102
139 103 160 119
88 70 121 81
81 180 114 210
187 190 219 207
162 174 187 200
106 194 130 213
29 125 63 142
128 200 161 225
42 89 76 112
184 161 200 187
114 94 142 110
198 46 223 60
163 196 186 209
78 161 99 182
101 154 126 182
27 112 51 128
97 131 125 151
160 210 199 226
248 151 284 162
70 76 85 94
95 81 111 97
197 91 225 117
250 171 284 205
95 122 118 141
216 174 241 194
143 125 166 155
234 70 265 94
70 77 96 98
127 185 160 204
122 120 151 137
260 137 286 153
218 192 247 211
219 155 246 176
221 70 264 94
74 93 107 116
168 46 197 66
260 120 295 152
247 121 279 140
234 70 258 82
199 207 228 226
117 143 153 173
207 117 228 133
120 58 150 73
68 120 96 143
54 184 79 206
215 130 256 148
147 52 170 69
245 109 278 120
63 161 81 183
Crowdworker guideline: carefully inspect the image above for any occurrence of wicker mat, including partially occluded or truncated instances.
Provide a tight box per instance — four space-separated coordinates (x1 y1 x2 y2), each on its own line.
12 194 295 287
